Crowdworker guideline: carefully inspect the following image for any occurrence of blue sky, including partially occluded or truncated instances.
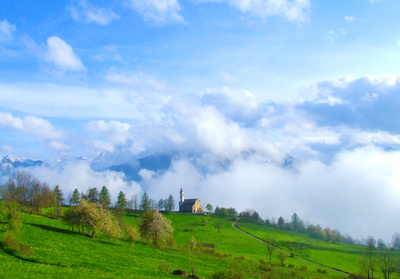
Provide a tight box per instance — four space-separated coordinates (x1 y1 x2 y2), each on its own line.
1 0 400 242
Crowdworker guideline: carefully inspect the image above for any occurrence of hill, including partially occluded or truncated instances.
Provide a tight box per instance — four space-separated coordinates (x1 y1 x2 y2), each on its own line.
0 210 395 278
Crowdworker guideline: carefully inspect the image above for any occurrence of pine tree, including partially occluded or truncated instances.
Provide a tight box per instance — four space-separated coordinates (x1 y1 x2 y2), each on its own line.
140 192 150 212
99 186 111 208
71 188 80 205
53 185 64 219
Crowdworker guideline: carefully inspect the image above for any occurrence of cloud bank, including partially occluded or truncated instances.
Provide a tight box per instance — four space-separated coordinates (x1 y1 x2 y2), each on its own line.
2 71 400 241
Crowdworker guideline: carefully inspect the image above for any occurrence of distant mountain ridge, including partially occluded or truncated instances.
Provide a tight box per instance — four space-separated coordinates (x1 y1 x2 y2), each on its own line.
0 153 172 181
1 155 47 176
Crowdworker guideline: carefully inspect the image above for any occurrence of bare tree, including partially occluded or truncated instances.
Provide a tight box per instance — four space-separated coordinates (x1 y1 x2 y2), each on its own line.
359 241 376 279
276 250 289 266
214 219 222 233
265 234 276 260
378 248 397 279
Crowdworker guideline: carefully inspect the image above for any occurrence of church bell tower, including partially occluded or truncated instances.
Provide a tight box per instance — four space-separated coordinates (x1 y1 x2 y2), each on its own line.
179 188 184 207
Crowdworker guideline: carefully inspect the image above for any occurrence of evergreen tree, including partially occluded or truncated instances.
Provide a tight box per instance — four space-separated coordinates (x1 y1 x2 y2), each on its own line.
117 191 127 209
165 194 175 212
71 188 80 205
87 187 99 204
53 185 64 219
117 191 127 225
99 186 111 208
140 192 150 212
291 212 300 230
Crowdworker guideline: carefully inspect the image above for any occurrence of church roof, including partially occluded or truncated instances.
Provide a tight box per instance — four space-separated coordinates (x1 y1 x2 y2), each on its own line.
181 199 198 205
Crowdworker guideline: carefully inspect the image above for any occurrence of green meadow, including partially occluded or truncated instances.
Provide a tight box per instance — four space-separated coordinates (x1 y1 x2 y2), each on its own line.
0 210 396 278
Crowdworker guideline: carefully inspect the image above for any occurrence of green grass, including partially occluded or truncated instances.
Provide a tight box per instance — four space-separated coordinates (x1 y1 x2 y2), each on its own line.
236 220 400 277
0 210 362 278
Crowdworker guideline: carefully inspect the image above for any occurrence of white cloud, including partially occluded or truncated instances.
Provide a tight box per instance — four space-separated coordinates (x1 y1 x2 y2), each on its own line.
139 168 156 181
344 16 354 22
45 36 86 72
203 0 310 23
126 0 184 24
143 146 400 242
86 120 131 152
0 112 67 150
30 160 141 203
69 0 120 25
0 20 16 39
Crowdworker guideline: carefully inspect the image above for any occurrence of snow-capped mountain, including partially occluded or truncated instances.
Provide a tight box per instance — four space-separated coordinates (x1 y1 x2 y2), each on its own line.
0 155 47 176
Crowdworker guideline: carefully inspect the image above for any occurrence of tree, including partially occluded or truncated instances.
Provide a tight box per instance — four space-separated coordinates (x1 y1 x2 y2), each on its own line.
125 225 140 247
2 170 38 211
71 188 80 205
377 239 387 250
99 186 111 208
116 191 127 225
150 198 157 210
359 240 376 279
53 185 64 219
4 200 23 250
265 234 276 260
163 194 175 213
378 248 397 279
63 199 116 239
158 199 164 211
206 204 213 213
130 194 139 210
277 216 285 229
291 213 300 231
391 233 400 251
214 219 222 233
189 237 198 276
149 210 173 246
106 220 122 244
30 181 53 213
228 207 238 219
276 250 288 266
87 187 99 204
117 191 127 209
140 192 150 212
139 210 155 240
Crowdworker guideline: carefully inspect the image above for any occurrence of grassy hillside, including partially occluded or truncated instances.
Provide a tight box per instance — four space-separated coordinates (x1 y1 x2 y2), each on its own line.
0 210 377 278
236 221 400 277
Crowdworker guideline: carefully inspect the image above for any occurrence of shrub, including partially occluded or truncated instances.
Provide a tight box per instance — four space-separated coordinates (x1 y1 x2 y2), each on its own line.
288 264 294 268
300 265 307 271
317 268 328 274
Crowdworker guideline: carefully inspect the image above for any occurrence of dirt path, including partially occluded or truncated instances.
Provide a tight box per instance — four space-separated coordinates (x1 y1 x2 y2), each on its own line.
233 219 349 275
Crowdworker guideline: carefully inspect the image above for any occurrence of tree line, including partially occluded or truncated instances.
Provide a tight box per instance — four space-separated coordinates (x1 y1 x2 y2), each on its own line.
0 170 64 218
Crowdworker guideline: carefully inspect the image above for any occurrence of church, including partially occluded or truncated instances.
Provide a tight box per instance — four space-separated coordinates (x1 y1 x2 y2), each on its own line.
179 188 204 214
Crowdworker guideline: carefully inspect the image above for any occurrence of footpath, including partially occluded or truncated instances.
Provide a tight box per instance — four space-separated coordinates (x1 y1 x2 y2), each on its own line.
233 219 349 275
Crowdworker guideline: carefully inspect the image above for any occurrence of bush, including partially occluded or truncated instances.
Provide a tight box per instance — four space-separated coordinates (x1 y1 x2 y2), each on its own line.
300 265 307 271
316 268 328 274
288 264 294 268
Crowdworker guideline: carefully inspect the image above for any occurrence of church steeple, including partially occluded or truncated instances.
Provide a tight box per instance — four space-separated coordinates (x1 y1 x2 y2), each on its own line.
180 188 184 206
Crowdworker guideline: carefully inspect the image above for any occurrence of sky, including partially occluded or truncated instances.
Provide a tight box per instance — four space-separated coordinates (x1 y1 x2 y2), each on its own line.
1 0 400 242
